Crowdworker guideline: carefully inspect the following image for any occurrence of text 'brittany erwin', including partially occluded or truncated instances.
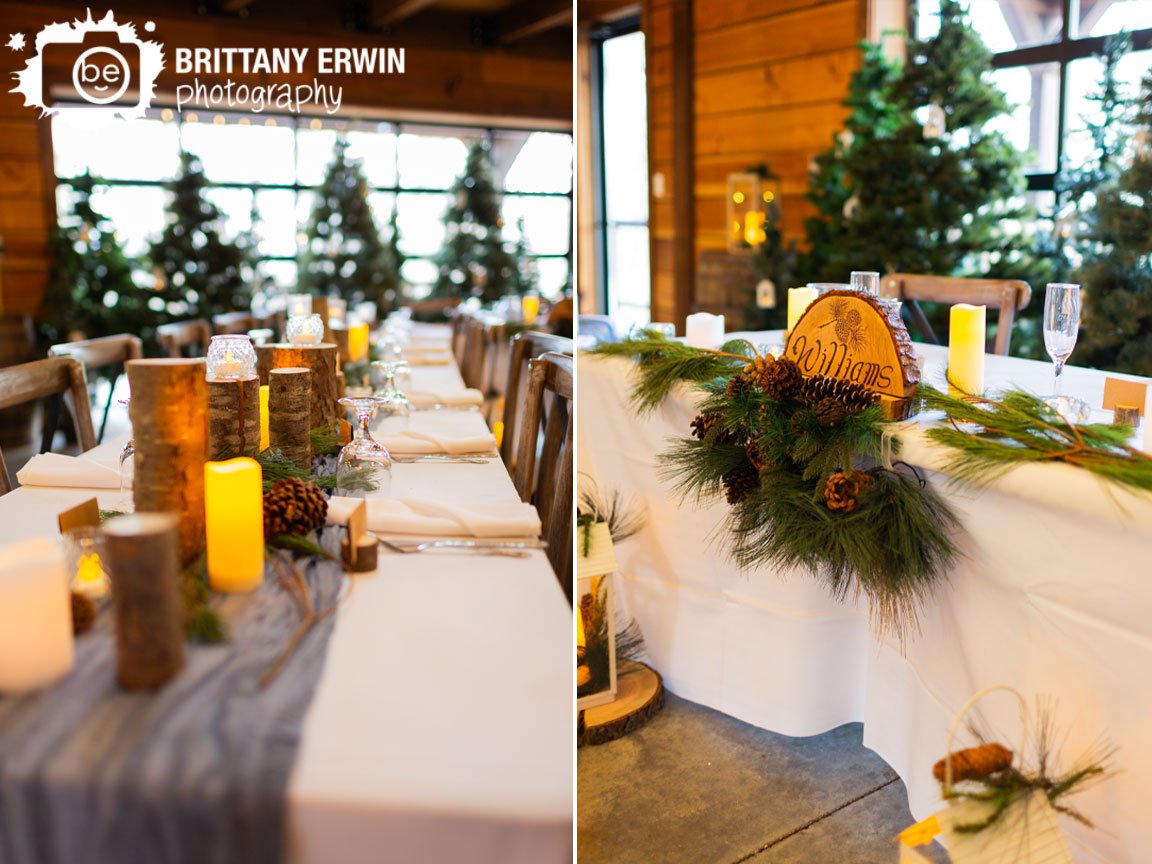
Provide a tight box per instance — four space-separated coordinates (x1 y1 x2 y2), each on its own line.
173 47 406 76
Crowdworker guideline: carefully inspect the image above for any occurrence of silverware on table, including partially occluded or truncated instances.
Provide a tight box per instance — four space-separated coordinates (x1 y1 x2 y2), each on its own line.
377 537 547 557
413 404 482 412
390 453 497 464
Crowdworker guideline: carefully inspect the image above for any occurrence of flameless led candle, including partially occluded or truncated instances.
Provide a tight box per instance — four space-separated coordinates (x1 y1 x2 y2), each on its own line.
205 458 265 593
948 304 986 395
259 385 270 451
287 293 312 317
787 286 819 332
685 312 725 348
744 211 766 246
0 537 74 694
348 322 370 362
522 294 541 326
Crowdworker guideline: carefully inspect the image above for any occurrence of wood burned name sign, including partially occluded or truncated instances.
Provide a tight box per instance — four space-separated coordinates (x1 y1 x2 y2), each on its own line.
785 290 920 415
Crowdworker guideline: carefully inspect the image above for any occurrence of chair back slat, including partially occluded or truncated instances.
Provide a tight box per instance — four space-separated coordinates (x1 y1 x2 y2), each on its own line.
157 319 212 358
500 331 573 468
881 273 1031 356
49 334 142 443
0 357 96 495
212 312 256 335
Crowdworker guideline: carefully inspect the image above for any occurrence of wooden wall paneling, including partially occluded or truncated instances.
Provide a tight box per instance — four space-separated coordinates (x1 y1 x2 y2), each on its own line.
669 0 695 328
694 1 858 73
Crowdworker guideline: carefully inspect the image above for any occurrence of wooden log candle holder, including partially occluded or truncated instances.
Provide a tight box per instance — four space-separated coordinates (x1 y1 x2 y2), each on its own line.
255 344 276 385
268 367 312 469
330 326 352 364
103 513 186 690
207 376 261 460
268 343 340 437
126 358 208 564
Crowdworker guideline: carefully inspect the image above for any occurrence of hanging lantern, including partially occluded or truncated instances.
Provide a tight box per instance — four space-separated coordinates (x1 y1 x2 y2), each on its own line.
726 172 775 252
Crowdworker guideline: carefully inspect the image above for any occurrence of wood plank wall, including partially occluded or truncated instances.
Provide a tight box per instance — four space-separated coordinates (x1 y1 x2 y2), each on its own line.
644 0 864 326
0 1 572 319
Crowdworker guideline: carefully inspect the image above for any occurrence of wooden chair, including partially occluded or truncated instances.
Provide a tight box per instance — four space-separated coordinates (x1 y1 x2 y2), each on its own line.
513 352 573 599
880 273 1032 356
451 311 469 368
0 358 96 495
500 331 573 469
212 311 256 335
48 334 142 444
157 319 212 358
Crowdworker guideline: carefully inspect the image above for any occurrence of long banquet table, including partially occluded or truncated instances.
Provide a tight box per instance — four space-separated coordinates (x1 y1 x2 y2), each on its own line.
0 329 573 864
578 332 1152 864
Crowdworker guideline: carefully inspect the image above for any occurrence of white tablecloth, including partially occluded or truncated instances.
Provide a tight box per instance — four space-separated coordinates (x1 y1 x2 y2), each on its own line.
577 333 1152 864
0 331 572 864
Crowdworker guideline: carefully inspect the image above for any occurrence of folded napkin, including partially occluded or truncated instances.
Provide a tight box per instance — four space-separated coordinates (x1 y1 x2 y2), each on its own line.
406 348 453 366
378 430 496 455
327 496 540 538
16 452 126 489
406 389 484 409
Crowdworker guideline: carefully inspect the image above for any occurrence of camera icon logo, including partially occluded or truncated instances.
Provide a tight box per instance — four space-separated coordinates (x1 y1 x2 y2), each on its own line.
10 10 164 120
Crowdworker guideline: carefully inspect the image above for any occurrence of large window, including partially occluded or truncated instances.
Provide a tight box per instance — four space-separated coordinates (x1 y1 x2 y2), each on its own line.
915 0 1152 190
52 110 573 299
591 23 651 331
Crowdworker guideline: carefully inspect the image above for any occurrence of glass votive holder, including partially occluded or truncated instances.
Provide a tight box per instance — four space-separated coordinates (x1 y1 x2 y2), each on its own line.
648 322 676 339
63 526 110 601
206 334 257 380
807 282 850 294
287 313 325 345
326 296 347 325
849 271 880 297
354 301 378 325
287 293 313 317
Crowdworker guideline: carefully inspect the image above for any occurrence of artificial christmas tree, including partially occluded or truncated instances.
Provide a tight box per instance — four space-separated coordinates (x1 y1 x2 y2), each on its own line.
148 151 249 321
431 140 523 303
299 137 398 308
42 173 152 346
1075 70 1152 376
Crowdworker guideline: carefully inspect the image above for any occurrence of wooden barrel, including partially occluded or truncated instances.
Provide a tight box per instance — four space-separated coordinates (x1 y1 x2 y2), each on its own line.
0 315 37 448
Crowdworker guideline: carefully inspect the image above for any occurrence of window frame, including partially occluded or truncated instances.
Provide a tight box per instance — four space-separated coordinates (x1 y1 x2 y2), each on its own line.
50 105 574 296
911 0 1152 191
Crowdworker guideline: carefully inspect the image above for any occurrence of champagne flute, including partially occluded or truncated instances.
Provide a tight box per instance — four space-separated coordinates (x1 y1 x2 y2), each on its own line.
1043 283 1090 421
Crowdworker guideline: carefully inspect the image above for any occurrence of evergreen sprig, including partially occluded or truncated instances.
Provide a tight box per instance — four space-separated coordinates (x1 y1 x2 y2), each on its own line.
920 385 1152 493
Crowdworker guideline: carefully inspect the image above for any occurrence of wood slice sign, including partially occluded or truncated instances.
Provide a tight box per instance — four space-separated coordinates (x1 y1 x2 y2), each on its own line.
785 290 920 414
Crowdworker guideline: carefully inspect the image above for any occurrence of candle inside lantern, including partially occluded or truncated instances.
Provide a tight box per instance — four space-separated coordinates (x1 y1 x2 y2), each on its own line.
287 313 324 345
0 537 74 694
522 294 541 326
348 322 370 362
326 296 347 325
685 312 725 348
205 458 265 593
948 303 986 395
287 293 312 317
787 286 819 332
744 211 766 246
259 385 270 451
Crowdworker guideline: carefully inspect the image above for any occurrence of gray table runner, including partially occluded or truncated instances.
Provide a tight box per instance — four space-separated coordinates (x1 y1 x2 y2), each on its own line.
0 540 346 864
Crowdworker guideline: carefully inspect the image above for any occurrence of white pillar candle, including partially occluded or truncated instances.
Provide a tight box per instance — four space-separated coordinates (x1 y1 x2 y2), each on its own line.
787 286 819 331
685 312 725 348
948 304 986 395
0 537 74 694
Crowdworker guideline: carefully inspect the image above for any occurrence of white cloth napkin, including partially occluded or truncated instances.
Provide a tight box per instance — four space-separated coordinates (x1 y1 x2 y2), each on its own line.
406 347 453 366
16 452 125 489
327 496 540 538
406 389 484 409
378 430 496 455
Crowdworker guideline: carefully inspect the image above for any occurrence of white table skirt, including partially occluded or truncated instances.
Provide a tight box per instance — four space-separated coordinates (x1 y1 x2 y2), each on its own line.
577 333 1152 864
0 333 572 864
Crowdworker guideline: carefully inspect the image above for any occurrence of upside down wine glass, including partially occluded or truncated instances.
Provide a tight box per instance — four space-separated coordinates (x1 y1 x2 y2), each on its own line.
371 360 412 433
336 397 393 499
1043 282 1090 422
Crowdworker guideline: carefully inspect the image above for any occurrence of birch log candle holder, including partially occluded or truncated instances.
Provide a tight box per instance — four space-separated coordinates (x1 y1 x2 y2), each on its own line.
126 358 208 564
207 377 261 460
269 367 312 469
255 344 276 385
270 343 340 437
103 513 186 691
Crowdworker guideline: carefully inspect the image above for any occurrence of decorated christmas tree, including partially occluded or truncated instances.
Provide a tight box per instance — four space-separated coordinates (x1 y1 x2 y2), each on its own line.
148 151 249 320
1075 70 1152 375
299 137 398 307
431 140 522 303
42 173 151 346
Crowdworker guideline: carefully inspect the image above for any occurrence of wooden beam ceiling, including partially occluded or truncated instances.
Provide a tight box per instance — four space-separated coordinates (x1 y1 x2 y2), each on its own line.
372 0 440 27
501 0 573 44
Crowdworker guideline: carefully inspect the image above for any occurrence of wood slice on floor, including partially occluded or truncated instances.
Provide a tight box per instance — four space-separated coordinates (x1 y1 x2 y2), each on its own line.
580 661 664 747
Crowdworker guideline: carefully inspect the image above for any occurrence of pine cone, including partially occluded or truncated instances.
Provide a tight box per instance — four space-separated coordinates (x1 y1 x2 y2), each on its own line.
746 440 770 471
824 470 871 513
71 591 97 635
760 358 804 401
741 354 777 390
815 397 849 428
722 467 759 505
933 743 1014 784
725 372 753 400
691 412 720 441
800 374 879 414
264 477 329 538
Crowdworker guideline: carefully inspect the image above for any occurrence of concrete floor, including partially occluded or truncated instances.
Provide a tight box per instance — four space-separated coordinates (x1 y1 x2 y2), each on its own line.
579 692 949 864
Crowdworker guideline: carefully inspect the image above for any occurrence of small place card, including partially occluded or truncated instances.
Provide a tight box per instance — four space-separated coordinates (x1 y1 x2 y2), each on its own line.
1102 377 1148 416
340 499 376 573
57 497 100 535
